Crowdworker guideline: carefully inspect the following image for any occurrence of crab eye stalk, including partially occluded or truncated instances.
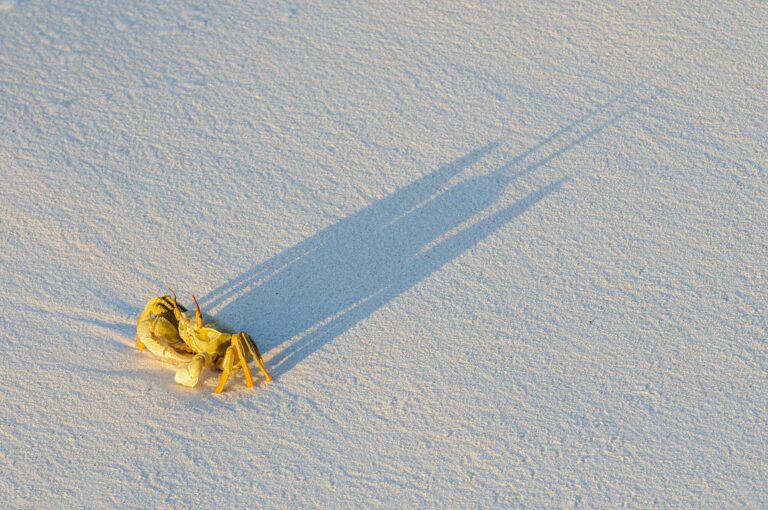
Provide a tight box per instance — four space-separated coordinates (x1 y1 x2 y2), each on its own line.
192 294 203 329
167 287 183 320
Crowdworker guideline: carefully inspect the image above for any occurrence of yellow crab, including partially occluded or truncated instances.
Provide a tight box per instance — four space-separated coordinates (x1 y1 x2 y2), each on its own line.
136 290 272 393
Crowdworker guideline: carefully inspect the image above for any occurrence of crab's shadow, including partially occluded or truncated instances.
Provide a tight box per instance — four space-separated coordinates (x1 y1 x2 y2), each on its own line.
201 90 656 379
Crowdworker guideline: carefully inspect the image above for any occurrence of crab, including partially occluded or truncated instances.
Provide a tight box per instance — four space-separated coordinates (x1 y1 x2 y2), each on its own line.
135 290 272 393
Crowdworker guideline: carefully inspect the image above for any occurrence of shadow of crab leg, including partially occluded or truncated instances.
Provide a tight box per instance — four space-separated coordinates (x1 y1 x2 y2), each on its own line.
214 346 236 394
242 332 272 382
232 334 254 388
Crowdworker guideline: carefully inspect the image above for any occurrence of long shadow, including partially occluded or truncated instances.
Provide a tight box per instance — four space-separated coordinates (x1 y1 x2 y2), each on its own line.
201 89 658 377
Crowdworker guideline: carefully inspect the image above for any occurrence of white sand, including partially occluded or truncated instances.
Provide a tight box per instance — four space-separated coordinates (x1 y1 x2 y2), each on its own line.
1 1 765 507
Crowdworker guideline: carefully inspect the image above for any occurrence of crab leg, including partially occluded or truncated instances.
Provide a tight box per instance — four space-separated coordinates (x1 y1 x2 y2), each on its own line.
137 317 194 363
135 295 182 351
242 332 272 382
232 334 254 388
214 346 236 394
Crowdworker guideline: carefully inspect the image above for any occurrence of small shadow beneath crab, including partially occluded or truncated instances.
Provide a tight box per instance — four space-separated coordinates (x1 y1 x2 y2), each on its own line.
68 361 235 407
55 363 155 381
25 306 137 350
198 86 663 381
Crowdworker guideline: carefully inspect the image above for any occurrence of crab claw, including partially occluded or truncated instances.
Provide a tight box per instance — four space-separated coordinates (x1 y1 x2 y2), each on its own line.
175 352 211 387
192 294 203 329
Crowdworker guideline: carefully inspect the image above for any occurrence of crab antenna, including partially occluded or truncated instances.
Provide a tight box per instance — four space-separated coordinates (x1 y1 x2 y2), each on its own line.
192 294 203 328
